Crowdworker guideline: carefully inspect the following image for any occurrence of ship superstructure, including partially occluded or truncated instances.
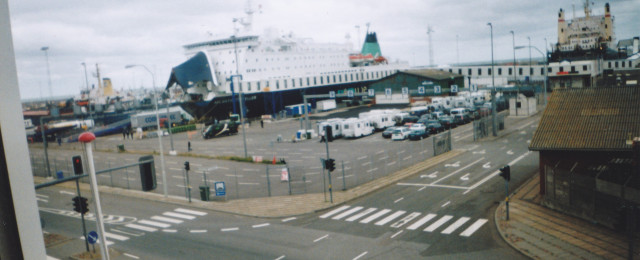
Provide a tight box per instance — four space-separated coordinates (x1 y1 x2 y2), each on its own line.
165 2 408 120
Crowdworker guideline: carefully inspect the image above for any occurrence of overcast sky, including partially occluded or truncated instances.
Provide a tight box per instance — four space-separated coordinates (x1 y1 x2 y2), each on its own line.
7 0 638 100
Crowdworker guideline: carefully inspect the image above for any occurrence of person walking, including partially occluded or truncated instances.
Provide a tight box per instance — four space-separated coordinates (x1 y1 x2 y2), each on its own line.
122 129 127 139
260 119 264 128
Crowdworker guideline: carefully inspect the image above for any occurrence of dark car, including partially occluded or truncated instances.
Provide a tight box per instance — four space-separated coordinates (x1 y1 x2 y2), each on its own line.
202 121 239 139
453 114 471 125
408 129 429 140
425 121 444 134
401 116 420 124
438 115 456 129
467 107 480 120
382 127 397 138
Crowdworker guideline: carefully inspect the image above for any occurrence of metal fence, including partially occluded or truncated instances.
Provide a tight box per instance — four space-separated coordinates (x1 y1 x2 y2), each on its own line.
30 134 448 201
472 114 505 141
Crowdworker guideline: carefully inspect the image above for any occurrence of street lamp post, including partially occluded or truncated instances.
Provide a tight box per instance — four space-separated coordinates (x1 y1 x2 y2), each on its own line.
515 45 548 107
488 23 497 137
125 64 169 198
510 31 518 116
527 37 532 81
232 22 249 158
41 46 52 100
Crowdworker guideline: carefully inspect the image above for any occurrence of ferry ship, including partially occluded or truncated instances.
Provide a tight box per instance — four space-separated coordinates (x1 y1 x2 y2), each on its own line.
165 3 408 120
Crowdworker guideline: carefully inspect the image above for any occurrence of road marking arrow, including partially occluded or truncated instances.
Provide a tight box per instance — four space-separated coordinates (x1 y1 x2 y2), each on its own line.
472 149 486 154
482 162 491 169
460 173 470 181
420 171 439 178
445 161 460 168
507 150 514 155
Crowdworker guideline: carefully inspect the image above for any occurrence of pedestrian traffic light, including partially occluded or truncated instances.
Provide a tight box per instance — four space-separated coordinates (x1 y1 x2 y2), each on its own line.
325 158 336 172
72 196 89 214
499 165 511 181
184 161 190 171
72 155 83 175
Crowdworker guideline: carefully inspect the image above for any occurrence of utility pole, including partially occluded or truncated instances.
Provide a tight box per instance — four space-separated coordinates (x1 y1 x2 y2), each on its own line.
488 22 498 137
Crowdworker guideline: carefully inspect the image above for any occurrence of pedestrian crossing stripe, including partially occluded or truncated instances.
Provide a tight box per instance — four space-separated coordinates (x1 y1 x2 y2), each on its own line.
151 216 183 224
175 208 207 216
346 208 377 222
360 209 391 224
163 211 196 220
318 206 488 237
138 219 171 228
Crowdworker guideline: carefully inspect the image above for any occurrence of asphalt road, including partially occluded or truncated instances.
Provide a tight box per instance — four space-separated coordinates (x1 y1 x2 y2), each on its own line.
37 112 542 259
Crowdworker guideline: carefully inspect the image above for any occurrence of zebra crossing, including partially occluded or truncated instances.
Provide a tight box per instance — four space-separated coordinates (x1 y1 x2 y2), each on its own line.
81 207 207 246
319 205 487 237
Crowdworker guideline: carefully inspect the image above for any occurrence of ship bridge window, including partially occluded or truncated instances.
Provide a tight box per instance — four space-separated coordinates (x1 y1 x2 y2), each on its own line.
339 75 342 82
583 65 588 71
541 68 544 75
326 76 330 83
300 78 303 87
333 75 336 83
291 79 295 88
247 82 251 91
350 74 353 81
508 68 512 75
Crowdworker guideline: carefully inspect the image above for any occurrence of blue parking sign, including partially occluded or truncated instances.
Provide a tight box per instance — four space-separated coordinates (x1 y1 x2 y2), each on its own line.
214 182 226 196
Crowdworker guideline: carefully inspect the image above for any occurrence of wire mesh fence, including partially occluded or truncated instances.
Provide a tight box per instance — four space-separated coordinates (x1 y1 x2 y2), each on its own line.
29 134 448 201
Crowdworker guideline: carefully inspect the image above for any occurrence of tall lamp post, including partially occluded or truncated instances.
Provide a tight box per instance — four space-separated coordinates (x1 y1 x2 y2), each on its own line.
510 30 519 116
527 37 532 80
125 64 169 198
488 23 497 137
232 20 249 158
515 45 548 107
41 46 53 100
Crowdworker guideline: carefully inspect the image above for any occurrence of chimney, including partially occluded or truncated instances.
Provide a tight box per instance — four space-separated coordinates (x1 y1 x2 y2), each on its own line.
633 37 639 54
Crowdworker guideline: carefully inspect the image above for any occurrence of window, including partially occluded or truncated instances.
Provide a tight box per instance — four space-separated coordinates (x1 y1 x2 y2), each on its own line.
498 68 502 75
559 67 564 72
300 78 303 86
239 82 243 91
488 68 492 75
320 77 323 84
350 74 353 81
622 62 625 68
615 61 618 68
630 61 633 67
291 79 295 88
518 68 523 75
449 69 453 73
478 68 482 75
276 81 280 89
530 68 533 75
508 68 513 75
257 81 261 90
541 68 545 75
468 68 472 75
583 65 588 71
608 62 612 68
548 67 552 73
339 75 342 82
333 75 336 83
570 66 576 72
327 76 330 83
458 69 462 75
247 82 252 91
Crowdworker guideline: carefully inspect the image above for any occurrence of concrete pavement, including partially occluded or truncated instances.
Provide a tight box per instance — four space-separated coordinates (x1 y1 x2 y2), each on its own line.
496 173 640 259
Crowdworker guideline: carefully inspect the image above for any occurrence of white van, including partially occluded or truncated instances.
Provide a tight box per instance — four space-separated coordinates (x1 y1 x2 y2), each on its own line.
450 107 470 117
318 119 343 139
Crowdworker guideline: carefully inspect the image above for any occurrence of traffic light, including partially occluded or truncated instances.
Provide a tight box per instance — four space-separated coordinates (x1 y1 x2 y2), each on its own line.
184 161 190 171
72 155 83 175
499 165 511 181
325 158 336 172
72 196 89 214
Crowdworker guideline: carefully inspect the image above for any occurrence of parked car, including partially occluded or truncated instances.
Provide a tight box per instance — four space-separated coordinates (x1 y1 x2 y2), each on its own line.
409 123 427 132
425 121 445 134
438 115 456 129
431 111 445 120
453 114 471 125
401 116 420 124
382 127 398 139
391 127 411 141
408 129 429 140
467 107 480 120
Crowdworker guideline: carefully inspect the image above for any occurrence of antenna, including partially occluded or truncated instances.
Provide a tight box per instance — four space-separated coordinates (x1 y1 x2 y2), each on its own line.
366 22 370 34
427 25 434 67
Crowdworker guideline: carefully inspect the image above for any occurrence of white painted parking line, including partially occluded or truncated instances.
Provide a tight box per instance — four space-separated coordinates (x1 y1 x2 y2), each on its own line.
357 156 367 160
111 228 143 237
252 223 270 228
36 193 49 198
104 232 129 241
375 150 384 155
123 253 140 259
59 191 75 196
313 234 329 242
441 201 451 207
125 223 157 232
406 214 436 230
36 198 48 203
151 216 183 224
138 220 171 228
387 161 396 166
162 229 177 233
332 206 364 220
403 155 412 161
239 182 260 185
281 217 297 222
424 215 453 232
190 230 207 233
375 210 406 226
441 217 470 234
362 162 371 166
459 219 488 237
175 208 207 216
319 205 351 219
345 208 377 222
163 212 195 220
226 174 244 177
275 255 285 260
170 168 183 171
172 175 185 179
390 212 421 228
378 156 388 160
337 174 353 179
366 167 378 173
360 209 391 224
393 197 404 203
221 227 239 232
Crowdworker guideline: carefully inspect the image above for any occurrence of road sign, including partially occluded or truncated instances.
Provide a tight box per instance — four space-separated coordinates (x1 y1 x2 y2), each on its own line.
418 86 425 94
385 88 392 97
214 181 226 196
329 91 336 99
434 85 441 94
368 89 375 97
87 231 98 244
347 89 354 98
401 87 408 96
451 85 459 93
